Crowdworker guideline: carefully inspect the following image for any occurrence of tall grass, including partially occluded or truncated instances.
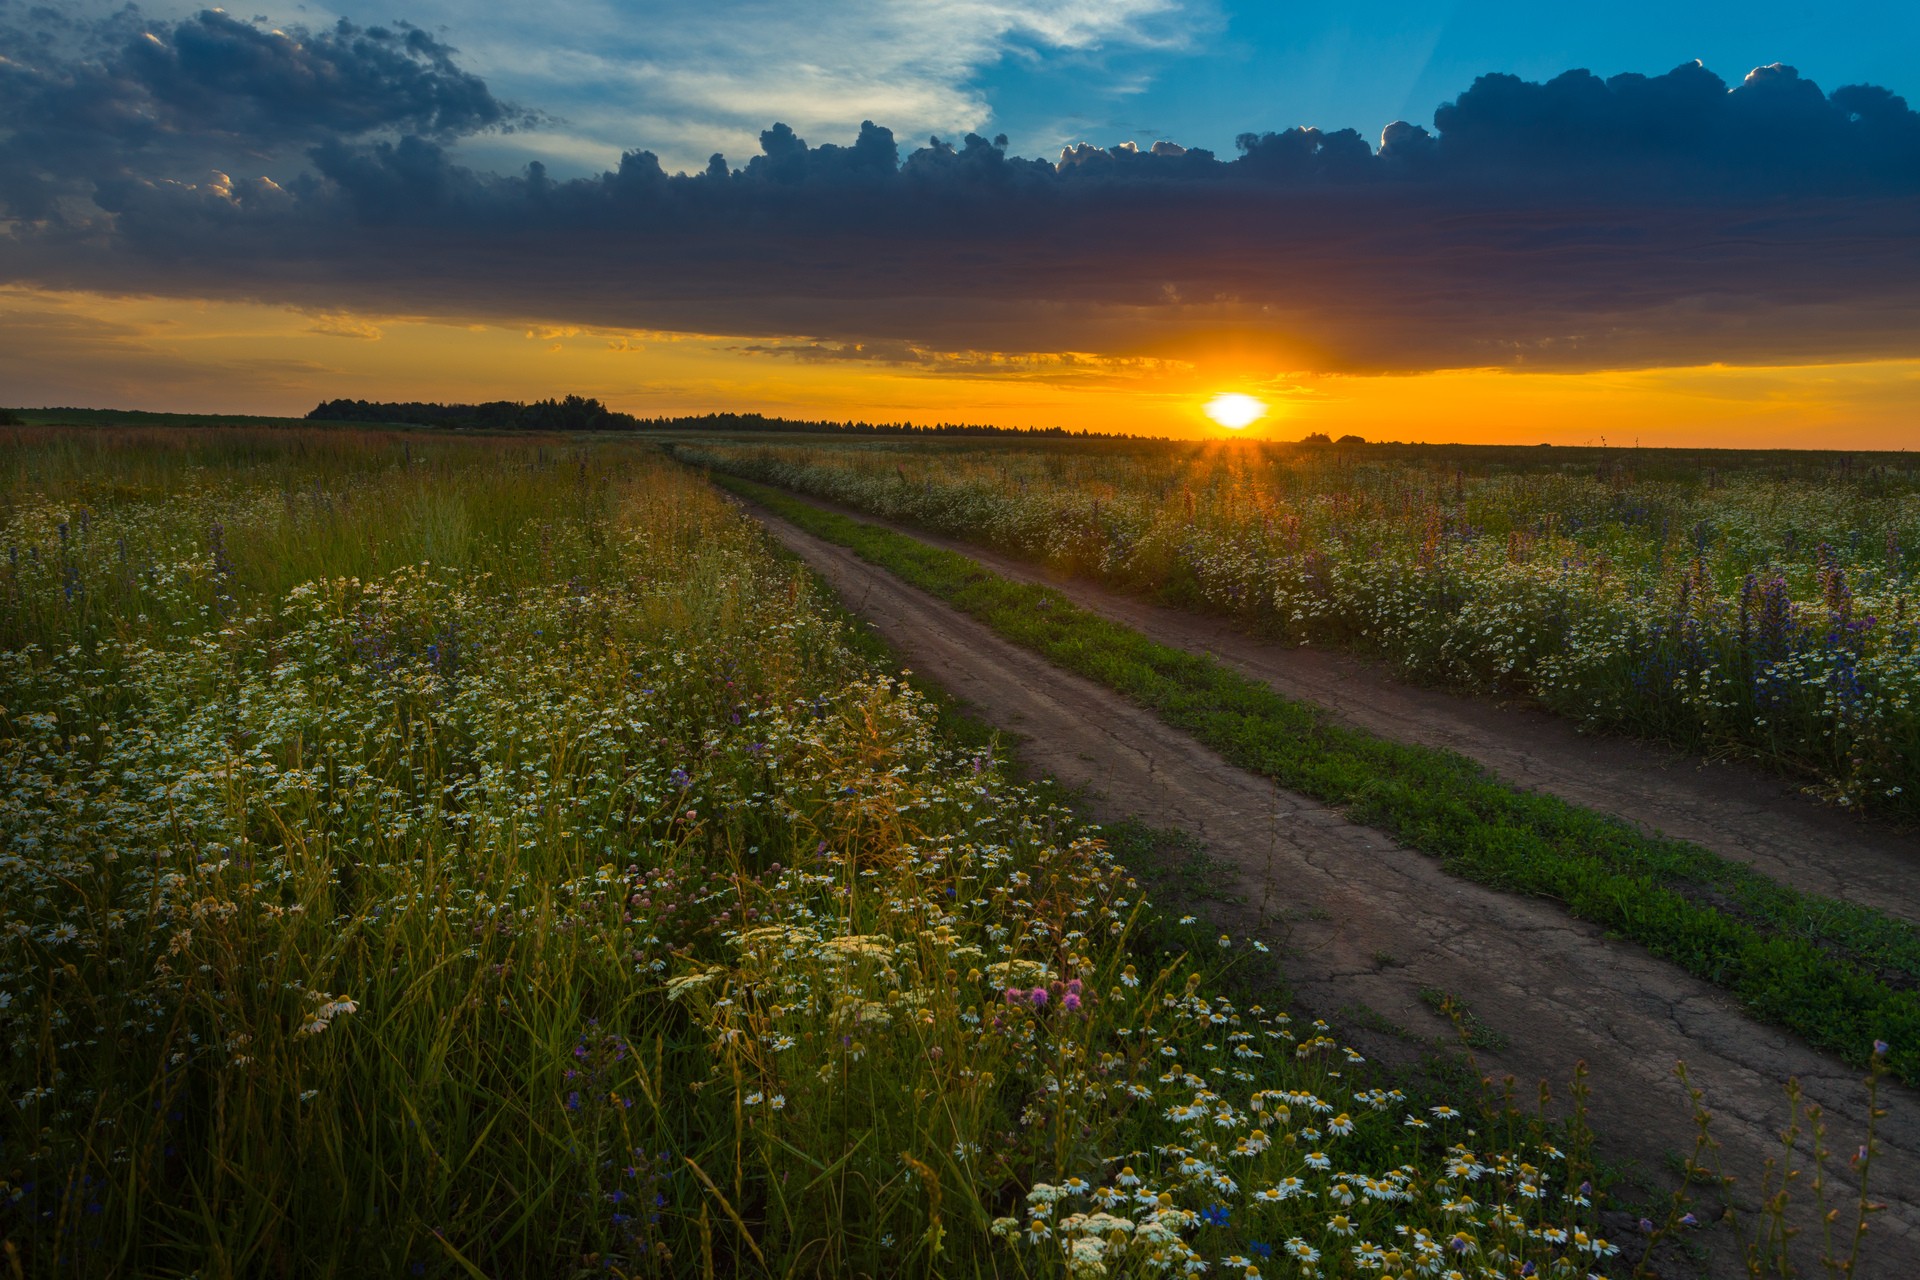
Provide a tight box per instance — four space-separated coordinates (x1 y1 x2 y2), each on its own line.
677 437 1920 820
717 473 1920 1089
0 428 1874 1277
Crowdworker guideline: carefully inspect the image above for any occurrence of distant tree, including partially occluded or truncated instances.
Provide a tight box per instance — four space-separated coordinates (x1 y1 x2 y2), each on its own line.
304 399 1150 439
1299 432 1332 445
1334 433 1367 445
307 396 639 431
0 409 21 425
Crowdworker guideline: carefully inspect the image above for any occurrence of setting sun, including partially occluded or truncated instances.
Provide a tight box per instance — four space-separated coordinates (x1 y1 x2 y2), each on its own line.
1203 392 1268 429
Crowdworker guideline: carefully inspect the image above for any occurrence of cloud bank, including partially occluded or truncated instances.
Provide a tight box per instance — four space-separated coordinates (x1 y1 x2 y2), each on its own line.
3 8 1918 375
427 0 1192 172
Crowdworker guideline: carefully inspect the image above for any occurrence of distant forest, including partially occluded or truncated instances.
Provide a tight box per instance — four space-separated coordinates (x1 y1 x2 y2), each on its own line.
306 396 1125 437
309 395 635 432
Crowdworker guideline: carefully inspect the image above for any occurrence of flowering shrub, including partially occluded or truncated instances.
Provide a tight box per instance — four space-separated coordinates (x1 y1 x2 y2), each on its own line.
681 440 1920 818
2 428 1638 1275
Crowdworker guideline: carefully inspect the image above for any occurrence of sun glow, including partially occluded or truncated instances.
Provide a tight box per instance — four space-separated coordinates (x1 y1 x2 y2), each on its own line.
1203 392 1267 429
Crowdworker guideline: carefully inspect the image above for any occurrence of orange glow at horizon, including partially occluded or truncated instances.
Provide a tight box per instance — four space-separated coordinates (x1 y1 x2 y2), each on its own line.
3 287 1919 450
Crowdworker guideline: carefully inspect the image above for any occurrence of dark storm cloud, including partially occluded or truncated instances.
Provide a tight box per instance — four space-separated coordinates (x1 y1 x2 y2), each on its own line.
2 29 1917 374
1427 61 1920 193
0 6 526 216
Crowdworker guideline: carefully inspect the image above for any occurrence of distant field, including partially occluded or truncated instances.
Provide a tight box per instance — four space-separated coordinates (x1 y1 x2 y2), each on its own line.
7 407 325 429
4 407 560 433
681 437 1920 821
2 425 1651 1277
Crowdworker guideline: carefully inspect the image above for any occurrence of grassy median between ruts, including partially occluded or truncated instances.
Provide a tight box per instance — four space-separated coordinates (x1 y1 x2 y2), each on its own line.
716 471 1920 1085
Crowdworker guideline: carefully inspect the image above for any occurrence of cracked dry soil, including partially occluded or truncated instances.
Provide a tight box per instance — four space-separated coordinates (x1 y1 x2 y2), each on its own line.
741 495 1920 1278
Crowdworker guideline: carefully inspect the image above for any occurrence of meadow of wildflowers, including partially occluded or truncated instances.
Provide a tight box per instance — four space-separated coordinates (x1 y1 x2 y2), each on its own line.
0 426 1782 1277
676 439 1920 822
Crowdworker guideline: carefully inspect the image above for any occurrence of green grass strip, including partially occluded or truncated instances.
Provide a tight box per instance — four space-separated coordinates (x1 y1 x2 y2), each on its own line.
716 471 1920 1084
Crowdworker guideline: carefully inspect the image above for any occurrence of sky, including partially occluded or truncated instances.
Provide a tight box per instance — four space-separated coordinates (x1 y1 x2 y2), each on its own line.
2 0 1918 444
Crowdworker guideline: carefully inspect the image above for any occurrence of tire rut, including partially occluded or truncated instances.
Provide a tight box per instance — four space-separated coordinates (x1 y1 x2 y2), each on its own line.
758 490 1920 925
740 494 1920 1278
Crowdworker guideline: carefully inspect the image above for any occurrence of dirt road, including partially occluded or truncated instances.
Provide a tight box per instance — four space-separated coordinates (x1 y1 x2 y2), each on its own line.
758 491 1920 922
740 493 1920 1277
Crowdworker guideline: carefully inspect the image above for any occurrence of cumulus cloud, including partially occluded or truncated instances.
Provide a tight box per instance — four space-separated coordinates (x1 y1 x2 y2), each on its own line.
125 11 514 140
0 6 528 215
1426 60 1920 193
2 24 1918 375
329 0 1194 172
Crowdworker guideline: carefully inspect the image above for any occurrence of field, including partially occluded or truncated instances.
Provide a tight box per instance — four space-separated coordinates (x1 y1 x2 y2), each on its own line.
675 438 1920 821
0 426 1701 1278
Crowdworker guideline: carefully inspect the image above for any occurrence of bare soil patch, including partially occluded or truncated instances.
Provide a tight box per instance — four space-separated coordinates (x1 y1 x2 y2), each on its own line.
742 494 1920 1277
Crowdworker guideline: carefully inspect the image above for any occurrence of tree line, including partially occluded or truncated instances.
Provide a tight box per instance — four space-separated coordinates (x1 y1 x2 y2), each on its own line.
306 395 634 432
305 398 1131 438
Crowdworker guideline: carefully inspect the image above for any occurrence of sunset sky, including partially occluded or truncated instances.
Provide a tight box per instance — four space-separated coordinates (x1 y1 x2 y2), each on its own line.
3 0 1917 444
